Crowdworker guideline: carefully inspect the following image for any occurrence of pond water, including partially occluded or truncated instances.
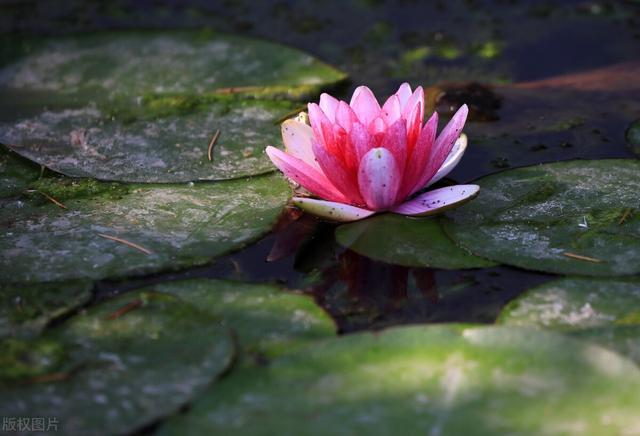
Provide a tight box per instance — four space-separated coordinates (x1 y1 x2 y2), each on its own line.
1 1 640 434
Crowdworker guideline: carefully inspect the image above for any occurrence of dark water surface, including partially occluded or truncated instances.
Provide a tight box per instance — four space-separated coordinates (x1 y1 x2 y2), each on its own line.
4 0 639 332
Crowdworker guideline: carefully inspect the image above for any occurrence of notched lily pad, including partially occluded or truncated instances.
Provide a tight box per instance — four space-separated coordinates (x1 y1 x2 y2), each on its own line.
0 291 234 435
1 100 293 182
0 281 93 339
152 278 335 357
0 173 290 283
335 214 496 269
159 325 640 436
444 159 640 276
499 277 640 363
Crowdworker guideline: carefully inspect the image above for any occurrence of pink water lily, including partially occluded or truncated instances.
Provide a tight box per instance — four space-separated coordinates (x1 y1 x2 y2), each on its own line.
266 83 479 222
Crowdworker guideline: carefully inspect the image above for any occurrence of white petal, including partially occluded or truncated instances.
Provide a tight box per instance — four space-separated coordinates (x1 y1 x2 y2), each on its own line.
293 197 375 222
427 133 468 187
281 119 320 170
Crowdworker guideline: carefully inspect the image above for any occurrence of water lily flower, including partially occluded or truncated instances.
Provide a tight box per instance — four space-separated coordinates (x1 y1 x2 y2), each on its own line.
266 83 478 222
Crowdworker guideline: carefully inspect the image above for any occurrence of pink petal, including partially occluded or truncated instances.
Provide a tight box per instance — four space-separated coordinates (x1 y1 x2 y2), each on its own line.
369 116 386 147
281 119 320 171
308 102 339 156
319 93 339 122
308 103 331 144
339 126 360 174
395 83 413 107
312 139 365 205
380 118 408 175
335 101 357 133
381 94 401 126
405 100 422 152
358 147 401 210
426 133 468 187
392 184 479 216
401 86 424 122
413 104 468 194
350 86 381 127
293 197 375 222
266 146 348 203
399 111 438 199
349 122 373 163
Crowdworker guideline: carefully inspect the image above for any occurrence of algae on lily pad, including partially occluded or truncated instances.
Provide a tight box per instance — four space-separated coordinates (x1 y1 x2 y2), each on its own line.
151 278 335 357
0 281 93 339
0 30 346 182
159 324 640 436
444 159 640 276
0 173 290 283
498 277 640 363
335 214 496 269
0 291 234 435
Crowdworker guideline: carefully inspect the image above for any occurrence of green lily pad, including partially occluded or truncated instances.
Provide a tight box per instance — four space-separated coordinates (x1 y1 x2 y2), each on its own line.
627 119 640 157
0 173 290 283
444 159 640 276
335 214 496 269
0 281 93 339
0 30 346 105
151 278 335 357
159 325 640 436
0 30 346 182
0 290 234 435
0 144 41 197
1 99 293 183
498 277 640 363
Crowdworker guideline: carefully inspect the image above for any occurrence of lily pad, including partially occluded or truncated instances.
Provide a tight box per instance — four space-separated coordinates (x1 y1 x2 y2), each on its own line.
335 214 496 269
151 278 335 357
0 291 234 435
1 100 293 182
0 144 41 197
0 173 290 283
159 325 640 435
0 30 346 105
0 281 93 339
498 277 640 363
444 159 640 276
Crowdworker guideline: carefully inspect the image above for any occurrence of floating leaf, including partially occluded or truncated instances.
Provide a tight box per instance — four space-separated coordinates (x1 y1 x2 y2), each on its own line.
498 277 640 363
0 291 234 434
444 160 640 276
335 214 496 269
151 278 335 357
159 325 640 435
1 100 294 182
0 173 290 283
0 31 346 105
0 281 93 339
